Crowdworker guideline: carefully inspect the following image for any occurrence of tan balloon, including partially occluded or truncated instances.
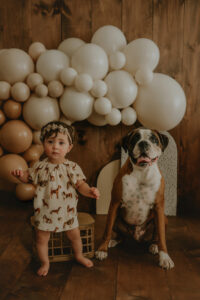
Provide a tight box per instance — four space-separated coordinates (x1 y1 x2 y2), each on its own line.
26 73 43 90
15 183 35 201
0 154 28 183
48 80 64 98
3 99 22 119
35 84 48 98
0 120 32 153
23 144 43 162
0 110 6 125
11 82 30 102
28 42 46 61
0 81 11 100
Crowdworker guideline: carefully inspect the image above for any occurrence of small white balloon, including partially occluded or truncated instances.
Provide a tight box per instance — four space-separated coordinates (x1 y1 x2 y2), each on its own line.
11 82 30 102
26 73 43 90
48 80 64 98
90 80 107 97
91 25 127 55
87 110 107 126
36 50 69 83
123 38 160 75
105 70 138 109
60 67 77 86
60 87 94 121
94 97 112 115
134 73 187 131
35 84 48 98
135 67 153 85
0 81 11 100
28 42 46 61
105 108 121 126
109 51 126 70
74 73 93 92
58 38 85 58
71 43 109 80
121 107 137 126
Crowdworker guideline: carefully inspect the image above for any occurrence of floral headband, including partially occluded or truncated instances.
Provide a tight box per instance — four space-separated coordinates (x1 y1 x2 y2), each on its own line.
40 123 72 144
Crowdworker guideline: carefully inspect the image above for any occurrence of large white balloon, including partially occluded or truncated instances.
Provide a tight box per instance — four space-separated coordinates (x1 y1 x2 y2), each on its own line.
60 87 93 121
134 73 186 131
123 38 160 75
91 25 127 55
58 38 85 58
0 49 34 84
36 50 69 82
105 70 138 109
71 43 108 80
23 94 60 130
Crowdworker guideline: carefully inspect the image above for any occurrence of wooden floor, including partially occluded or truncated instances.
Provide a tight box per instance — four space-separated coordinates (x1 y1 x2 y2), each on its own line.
0 191 200 300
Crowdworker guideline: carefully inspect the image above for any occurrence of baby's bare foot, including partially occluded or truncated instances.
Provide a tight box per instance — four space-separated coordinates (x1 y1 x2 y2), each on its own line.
76 256 93 268
37 262 50 276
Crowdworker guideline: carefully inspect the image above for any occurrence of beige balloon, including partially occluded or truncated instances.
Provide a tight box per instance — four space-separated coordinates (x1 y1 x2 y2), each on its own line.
3 99 22 119
23 144 44 162
26 73 43 90
0 109 6 125
15 183 35 201
28 42 46 61
48 80 64 98
0 120 33 153
35 84 48 98
0 154 28 183
0 81 11 100
11 82 30 102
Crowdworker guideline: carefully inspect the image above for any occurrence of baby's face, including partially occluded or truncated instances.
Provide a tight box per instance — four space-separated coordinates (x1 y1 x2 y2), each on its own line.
44 132 72 164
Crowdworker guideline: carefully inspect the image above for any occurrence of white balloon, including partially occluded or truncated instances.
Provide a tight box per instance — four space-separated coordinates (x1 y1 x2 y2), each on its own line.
58 38 85 58
11 82 30 102
35 84 48 98
71 43 108 80
90 80 107 97
135 67 153 85
75 73 93 92
87 110 107 126
105 108 121 126
94 97 112 115
23 94 60 130
0 49 34 84
105 70 138 109
121 107 137 126
60 67 77 86
109 51 126 70
134 73 186 131
26 73 43 90
123 38 160 75
28 42 46 61
48 80 64 98
60 87 93 121
36 50 69 83
91 25 127 55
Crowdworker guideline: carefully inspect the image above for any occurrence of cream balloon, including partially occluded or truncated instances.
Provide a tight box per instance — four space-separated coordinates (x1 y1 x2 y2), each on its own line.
74 73 93 92
60 67 77 86
87 110 107 126
0 120 33 153
28 42 46 61
3 99 22 119
105 108 121 126
58 38 85 58
33 130 42 144
71 43 108 80
121 107 137 126
0 49 34 84
60 87 93 121
91 25 127 55
134 73 187 131
94 97 112 115
11 82 30 102
0 81 11 100
123 38 160 75
26 73 43 90
23 94 60 130
135 67 153 85
109 51 126 70
15 183 35 201
48 80 64 98
36 50 69 82
35 84 48 97
0 154 28 183
105 70 138 109
90 80 107 97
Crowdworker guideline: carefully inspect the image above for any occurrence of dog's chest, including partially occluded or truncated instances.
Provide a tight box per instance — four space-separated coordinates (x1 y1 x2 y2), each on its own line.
121 165 161 225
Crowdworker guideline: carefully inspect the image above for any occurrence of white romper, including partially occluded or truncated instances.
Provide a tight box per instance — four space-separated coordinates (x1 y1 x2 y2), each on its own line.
29 158 86 232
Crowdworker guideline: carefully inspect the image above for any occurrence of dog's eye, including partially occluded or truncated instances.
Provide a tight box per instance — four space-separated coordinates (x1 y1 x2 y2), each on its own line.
150 134 159 144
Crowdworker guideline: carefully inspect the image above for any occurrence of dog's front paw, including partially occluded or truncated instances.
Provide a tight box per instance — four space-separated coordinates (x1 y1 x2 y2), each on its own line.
159 251 175 269
95 250 108 260
149 243 159 255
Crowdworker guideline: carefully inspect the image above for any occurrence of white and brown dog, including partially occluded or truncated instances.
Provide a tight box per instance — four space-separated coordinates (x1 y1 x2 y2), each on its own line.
95 128 174 269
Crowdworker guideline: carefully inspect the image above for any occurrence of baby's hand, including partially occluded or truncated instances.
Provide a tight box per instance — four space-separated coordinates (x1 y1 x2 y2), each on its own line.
89 187 100 200
11 169 24 179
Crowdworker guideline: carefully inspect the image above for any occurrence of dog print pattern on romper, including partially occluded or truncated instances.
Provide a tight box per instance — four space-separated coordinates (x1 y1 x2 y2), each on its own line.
29 158 86 232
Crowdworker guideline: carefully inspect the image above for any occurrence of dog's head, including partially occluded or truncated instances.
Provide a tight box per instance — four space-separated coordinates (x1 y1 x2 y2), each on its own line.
122 128 169 167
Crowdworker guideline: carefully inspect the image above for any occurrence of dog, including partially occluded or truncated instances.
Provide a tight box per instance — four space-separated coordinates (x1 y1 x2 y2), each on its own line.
95 128 174 269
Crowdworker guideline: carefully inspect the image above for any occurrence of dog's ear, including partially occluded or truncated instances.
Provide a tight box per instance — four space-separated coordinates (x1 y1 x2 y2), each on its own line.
156 132 169 151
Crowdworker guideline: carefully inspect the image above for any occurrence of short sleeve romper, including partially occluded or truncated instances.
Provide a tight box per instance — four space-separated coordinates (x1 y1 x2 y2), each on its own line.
29 158 86 232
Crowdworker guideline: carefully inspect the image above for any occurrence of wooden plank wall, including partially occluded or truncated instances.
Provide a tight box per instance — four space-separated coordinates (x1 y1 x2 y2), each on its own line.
0 0 199 215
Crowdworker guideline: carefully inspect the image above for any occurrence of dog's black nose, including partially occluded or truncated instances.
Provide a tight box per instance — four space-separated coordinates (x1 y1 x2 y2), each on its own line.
138 141 149 152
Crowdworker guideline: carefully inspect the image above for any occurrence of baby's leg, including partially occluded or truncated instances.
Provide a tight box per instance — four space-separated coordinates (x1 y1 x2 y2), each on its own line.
66 228 93 268
35 229 50 276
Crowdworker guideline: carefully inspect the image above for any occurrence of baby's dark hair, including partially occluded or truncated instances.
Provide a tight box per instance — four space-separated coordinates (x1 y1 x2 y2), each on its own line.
40 121 75 144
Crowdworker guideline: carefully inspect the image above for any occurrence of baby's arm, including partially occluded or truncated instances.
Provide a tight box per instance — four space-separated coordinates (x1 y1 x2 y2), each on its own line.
76 180 100 199
11 169 29 183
